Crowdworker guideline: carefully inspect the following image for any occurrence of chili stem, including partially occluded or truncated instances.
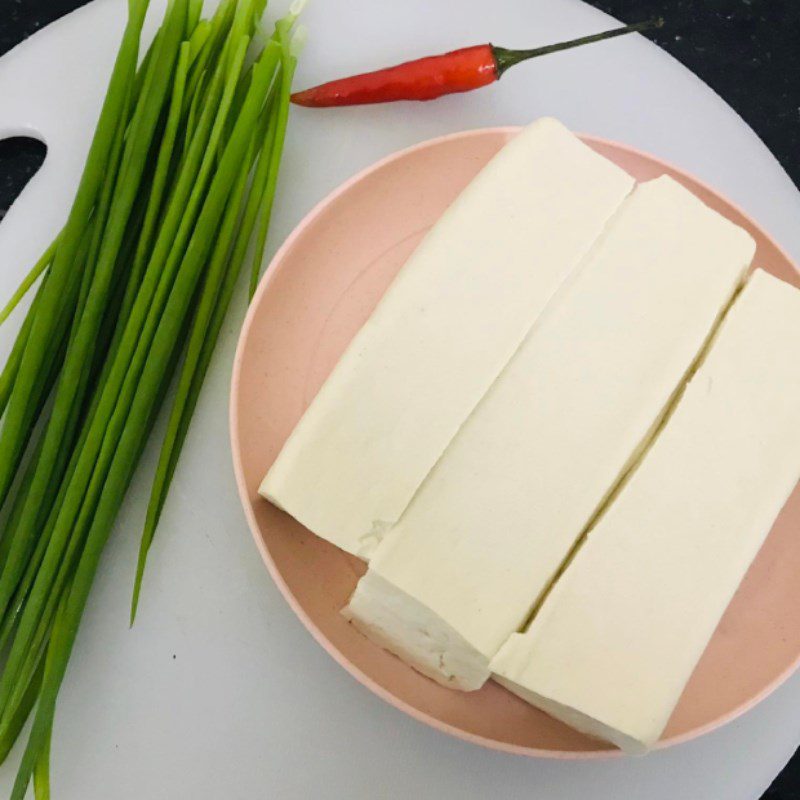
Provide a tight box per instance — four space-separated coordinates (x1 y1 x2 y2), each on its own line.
493 18 664 76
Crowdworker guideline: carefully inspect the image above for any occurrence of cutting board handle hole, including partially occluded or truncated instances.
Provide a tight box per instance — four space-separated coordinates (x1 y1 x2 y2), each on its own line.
0 136 47 223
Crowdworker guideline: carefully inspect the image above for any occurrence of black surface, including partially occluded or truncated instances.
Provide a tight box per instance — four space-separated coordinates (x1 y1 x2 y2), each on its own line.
594 1 800 186
0 0 798 796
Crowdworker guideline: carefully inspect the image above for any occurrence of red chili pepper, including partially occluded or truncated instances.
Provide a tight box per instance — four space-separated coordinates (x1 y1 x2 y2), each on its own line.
292 18 663 108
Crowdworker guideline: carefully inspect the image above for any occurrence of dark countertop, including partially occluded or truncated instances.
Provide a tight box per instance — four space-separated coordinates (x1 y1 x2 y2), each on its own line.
0 1 798 796
593 0 800 186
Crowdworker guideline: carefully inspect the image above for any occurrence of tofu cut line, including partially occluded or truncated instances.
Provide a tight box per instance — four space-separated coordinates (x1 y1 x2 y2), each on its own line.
345 175 755 691
519 275 747 634
491 269 800 754
260 118 634 559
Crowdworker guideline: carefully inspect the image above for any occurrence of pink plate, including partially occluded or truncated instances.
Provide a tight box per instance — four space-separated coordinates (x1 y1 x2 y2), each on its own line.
230 127 800 758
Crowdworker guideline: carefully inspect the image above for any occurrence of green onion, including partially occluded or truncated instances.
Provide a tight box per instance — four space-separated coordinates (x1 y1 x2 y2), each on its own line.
11 42 284 799
33 726 51 800
0 0 150 503
0 279 44 415
131 43 281 618
0 0 301 794
131 25 305 612
248 19 299 297
0 0 187 637
0 235 58 327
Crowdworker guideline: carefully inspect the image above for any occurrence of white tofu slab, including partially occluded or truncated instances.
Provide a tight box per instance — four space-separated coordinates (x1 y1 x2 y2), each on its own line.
346 176 755 690
491 269 800 753
259 118 633 558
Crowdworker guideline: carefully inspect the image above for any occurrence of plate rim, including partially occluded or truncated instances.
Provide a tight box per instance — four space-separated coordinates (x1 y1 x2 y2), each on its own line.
229 125 800 760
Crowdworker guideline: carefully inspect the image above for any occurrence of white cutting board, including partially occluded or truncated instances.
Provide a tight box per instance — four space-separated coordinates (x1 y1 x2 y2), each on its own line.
1 1 799 798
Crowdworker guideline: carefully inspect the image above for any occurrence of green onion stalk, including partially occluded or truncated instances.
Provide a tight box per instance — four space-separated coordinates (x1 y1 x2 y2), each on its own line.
0 0 303 795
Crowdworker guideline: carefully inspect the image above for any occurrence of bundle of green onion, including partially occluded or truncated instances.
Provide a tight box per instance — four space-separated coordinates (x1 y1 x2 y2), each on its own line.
0 0 303 795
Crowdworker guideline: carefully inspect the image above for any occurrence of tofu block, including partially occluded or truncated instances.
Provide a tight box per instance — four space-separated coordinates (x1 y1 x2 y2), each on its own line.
346 176 755 690
260 118 633 558
491 269 800 753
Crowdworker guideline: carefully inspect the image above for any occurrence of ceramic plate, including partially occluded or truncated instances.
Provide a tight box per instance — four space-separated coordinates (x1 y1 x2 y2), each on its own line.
230 127 800 758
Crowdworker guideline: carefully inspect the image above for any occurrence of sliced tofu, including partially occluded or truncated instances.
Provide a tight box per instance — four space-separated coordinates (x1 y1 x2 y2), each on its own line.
491 269 800 753
260 118 633 559
346 176 755 690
